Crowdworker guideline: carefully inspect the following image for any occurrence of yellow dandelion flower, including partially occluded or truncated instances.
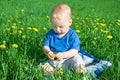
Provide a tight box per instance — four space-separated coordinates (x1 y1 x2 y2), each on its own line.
75 25 79 28
7 20 11 22
94 27 98 30
116 22 120 26
94 37 97 40
33 27 38 32
21 9 24 12
100 23 106 27
12 25 17 29
85 17 88 20
75 30 80 33
82 20 85 23
101 29 108 33
59 68 63 75
96 22 99 25
112 28 115 30
22 35 26 39
0 44 6 49
43 27 47 31
96 17 100 21
12 44 18 48
27 27 32 30
2 40 6 44
46 16 49 18
18 30 22 34
107 35 113 39
88 14 91 17
109 23 112 26
76 18 79 20
52 54 56 58
13 23 16 25
117 20 120 22
20 27 24 30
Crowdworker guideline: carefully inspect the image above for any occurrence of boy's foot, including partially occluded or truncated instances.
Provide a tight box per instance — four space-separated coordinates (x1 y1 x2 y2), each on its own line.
75 64 87 74
42 63 54 75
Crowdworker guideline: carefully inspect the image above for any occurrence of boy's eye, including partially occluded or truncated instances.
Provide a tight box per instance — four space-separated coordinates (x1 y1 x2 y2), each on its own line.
59 26 63 28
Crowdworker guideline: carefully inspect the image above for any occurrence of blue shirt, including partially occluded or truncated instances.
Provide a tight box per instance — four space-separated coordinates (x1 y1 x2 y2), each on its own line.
43 28 80 54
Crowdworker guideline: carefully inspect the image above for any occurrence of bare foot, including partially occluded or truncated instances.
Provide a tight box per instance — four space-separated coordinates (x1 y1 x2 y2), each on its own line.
42 63 53 75
75 64 87 74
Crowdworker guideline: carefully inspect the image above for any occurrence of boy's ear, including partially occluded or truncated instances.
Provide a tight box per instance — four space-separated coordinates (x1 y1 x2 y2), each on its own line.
69 19 72 25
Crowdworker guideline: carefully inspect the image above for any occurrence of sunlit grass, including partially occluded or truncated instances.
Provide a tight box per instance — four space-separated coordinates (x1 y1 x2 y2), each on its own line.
0 0 120 80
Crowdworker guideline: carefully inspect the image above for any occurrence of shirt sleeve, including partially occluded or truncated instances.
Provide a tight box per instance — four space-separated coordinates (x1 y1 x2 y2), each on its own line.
69 32 80 50
43 32 50 46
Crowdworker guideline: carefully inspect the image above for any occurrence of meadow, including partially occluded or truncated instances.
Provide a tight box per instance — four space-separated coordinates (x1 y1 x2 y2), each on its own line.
0 0 120 80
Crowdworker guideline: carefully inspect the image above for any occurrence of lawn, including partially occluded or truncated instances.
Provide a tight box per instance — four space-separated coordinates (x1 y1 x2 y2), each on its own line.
0 0 120 80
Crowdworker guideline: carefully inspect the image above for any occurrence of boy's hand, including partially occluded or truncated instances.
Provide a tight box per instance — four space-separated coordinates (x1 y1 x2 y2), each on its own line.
56 52 64 61
47 51 54 60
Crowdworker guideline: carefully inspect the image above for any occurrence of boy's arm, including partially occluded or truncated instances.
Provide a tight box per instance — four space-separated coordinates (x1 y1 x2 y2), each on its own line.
56 49 78 60
43 46 54 60
64 49 78 58
43 46 51 55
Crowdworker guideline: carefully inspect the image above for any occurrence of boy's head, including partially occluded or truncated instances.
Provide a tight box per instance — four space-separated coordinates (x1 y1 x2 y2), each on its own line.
50 4 72 35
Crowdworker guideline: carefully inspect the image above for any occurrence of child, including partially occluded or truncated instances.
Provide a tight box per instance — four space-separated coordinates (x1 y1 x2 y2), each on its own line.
42 4 86 74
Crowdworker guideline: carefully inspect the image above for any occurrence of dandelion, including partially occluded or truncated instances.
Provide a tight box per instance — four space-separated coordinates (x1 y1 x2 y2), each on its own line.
96 17 100 21
85 17 88 20
7 20 11 22
107 35 113 39
88 14 91 17
101 29 109 33
21 9 24 12
18 30 22 34
46 16 49 18
20 27 24 30
43 27 47 31
53 68 63 75
13 23 16 26
112 28 115 30
75 25 79 28
2 40 6 44
59 68 63 75
116 22 120 26
100 23 106 27
27 27 32 30
3 28 10 32
81 20 85 23
117 20 120 22
76 18 79 20
22 35 26 39
0 44 6 49
12 44 18 48
12 25 17 29
52 54 56 58
75 30 80 33
33 27 38 32
94 27 98 30
96 22 99 25
94 37 97 40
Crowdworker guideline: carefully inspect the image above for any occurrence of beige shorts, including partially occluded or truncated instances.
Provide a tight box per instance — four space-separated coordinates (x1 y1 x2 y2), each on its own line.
43 54 84 70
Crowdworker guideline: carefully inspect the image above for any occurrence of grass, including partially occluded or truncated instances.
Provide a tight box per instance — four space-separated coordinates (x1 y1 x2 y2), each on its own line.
0 0 120 80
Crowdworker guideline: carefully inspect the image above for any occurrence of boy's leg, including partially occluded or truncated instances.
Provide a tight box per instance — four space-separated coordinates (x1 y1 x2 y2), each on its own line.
62 54 87 74
73 54 87 74
42 60 54 75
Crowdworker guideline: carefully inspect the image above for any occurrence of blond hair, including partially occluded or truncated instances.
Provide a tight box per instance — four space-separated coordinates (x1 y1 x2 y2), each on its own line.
50 4 72 21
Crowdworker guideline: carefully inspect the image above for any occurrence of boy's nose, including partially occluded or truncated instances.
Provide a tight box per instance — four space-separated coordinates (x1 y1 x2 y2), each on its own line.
56 27 60 32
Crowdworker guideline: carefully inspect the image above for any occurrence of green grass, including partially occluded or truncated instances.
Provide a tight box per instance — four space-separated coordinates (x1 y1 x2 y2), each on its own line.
0 0 120 80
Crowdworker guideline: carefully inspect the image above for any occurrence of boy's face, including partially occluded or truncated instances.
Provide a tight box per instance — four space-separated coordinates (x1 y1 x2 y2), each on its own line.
51 15 72 35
